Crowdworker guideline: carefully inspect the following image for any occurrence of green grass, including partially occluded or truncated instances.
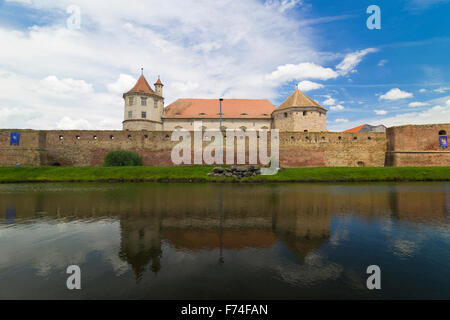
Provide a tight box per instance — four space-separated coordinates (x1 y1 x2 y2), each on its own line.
0 166 449 183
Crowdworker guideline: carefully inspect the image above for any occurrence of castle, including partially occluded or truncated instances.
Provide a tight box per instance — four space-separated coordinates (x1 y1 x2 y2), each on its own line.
122 74 327 132
0 73 448 168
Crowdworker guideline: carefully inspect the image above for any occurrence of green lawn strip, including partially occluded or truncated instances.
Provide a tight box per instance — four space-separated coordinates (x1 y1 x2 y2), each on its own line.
0 166 448 183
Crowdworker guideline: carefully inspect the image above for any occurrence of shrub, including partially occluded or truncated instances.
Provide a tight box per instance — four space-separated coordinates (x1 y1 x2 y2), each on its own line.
104 150 143 166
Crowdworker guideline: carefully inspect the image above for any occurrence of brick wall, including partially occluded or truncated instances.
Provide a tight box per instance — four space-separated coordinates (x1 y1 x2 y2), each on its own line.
0 129 387 167
386 123 450 166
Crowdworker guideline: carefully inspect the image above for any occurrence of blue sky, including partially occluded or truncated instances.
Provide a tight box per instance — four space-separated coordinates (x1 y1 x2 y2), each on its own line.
0 0 449 131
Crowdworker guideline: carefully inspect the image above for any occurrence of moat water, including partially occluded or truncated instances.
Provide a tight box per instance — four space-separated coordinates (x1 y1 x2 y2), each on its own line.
0 182 449 299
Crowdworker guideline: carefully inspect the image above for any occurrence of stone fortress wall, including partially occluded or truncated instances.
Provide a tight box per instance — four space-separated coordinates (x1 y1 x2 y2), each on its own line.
0 123 448 167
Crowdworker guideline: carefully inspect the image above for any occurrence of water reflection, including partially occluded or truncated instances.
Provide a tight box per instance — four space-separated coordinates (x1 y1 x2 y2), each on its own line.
0 182 449 299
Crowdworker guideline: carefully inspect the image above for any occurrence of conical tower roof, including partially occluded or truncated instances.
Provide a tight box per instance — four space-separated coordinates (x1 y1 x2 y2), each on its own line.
126 75 155 95
277 88 326 111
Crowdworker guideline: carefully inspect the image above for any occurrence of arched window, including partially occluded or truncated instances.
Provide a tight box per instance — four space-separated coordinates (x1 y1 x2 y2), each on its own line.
239 126 247 132
439 130 447 135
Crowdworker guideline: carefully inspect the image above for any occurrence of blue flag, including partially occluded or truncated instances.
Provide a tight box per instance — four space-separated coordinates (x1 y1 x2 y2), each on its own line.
440 136 448 149
10 132 20 146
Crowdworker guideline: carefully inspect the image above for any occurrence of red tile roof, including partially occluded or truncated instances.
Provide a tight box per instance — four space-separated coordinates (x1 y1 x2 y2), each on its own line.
154 77 163 86
126 75 155 94
277 88 326 111
164 99 276 119
343 124 367 133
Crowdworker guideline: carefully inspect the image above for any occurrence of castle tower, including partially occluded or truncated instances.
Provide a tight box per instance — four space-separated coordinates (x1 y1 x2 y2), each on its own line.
122 71 164 131
272 87 327 132
154 76 163 96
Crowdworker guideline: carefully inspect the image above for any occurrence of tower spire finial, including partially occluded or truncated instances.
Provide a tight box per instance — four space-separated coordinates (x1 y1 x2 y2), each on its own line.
141 67 143 76
296 83 298 90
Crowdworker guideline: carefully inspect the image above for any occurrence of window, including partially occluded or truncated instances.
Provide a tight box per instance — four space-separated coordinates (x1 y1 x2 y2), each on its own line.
284 112 288 118
128 111 132 119
142 111 147 118
93 135 97 140
303 111 307 116
129 97 134 105
439 130 447 135
141 97 147 106
154 98 158 108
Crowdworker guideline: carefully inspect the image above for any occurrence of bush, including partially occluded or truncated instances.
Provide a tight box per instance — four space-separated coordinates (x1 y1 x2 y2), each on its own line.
104 150 143 166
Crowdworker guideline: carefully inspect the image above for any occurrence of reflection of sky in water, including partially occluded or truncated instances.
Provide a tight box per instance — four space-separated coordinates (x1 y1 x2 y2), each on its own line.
0 182 449 299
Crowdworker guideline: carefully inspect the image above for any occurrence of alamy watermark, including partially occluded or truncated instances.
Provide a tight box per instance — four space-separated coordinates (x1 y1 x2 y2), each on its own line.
66 265 81 290
170 121 280 175
66 5 81 30
366 5 381 30
366 265 381 290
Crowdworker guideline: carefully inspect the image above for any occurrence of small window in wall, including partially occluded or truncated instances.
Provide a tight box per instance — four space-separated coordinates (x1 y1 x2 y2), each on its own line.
141 97 147 106
142 111 147 118
129 97 134 105
284 112 288 118
303 111 307 116
59 135 64 140
128 135 132 139
110 135 114 140
439 130 447 135
93 135 97 140
154 98 158 108
357 161 365 167
76 135 80 140
128 111 132 119
304 130 308 133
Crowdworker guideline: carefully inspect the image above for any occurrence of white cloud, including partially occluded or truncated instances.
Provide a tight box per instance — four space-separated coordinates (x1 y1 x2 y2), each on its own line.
322 96 336 106
447 99 450 106
434 87 450 93
419 88 427 93
409 101 429 107
378 59 388 66
336 48 378 76
297 80 324 91
379 88 413 100
330 104 344 111
39 76 93 96
335 118 348 123
107 74 136 94
264 0 303 13
56 116 93 130
266 62 338 82
0 0 323 129
374 109 387 115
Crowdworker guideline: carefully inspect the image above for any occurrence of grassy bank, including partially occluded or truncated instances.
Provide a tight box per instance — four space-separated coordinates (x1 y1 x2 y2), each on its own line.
0 166 449 183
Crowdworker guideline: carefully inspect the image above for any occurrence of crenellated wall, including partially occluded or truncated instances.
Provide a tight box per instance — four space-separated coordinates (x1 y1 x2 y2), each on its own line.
0 123 448 167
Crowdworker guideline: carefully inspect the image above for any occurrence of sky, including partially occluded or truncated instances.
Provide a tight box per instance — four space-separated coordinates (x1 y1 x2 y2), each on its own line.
0 0 449 131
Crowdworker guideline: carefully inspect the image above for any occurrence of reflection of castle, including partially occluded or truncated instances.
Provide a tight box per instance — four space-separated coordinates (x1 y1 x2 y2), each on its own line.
118 217 162 281
3 183 449 280
115 192 332 279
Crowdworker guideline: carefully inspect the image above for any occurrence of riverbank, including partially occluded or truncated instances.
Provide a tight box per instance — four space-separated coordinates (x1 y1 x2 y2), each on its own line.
0 166 449 183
